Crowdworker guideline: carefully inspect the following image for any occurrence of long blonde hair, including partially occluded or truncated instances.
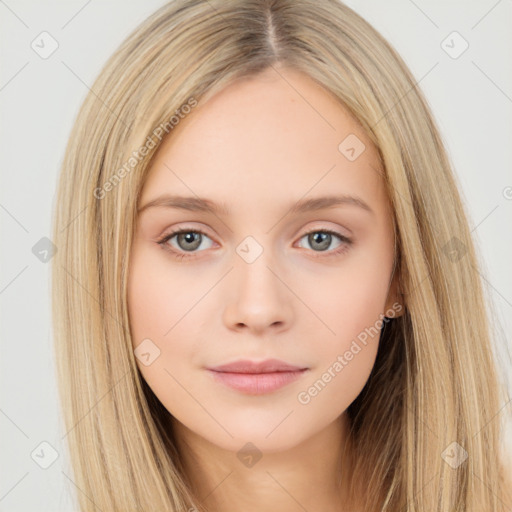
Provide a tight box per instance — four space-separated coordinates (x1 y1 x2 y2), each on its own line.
51 0 512 510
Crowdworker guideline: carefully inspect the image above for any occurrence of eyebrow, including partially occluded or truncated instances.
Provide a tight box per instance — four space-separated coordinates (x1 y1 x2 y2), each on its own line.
137 193 374 216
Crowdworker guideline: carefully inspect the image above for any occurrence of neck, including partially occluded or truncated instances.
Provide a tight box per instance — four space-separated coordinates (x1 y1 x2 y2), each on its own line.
171 413 359 512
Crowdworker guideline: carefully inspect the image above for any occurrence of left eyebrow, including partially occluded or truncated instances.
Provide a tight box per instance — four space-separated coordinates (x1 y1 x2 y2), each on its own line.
137 194 374 216
289 194 374 216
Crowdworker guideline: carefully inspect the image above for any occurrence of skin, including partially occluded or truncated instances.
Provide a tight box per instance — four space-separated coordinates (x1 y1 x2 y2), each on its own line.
127 65 402 512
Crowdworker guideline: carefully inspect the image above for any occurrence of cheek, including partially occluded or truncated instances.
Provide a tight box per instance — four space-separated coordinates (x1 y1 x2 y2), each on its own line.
127 243 203 345
292 261 389 422
300 249 392 355
292 244 392 392
127 243 209 408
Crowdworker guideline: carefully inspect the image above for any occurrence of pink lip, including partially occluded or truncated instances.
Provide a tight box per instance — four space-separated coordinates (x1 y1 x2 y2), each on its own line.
208 358 307 373
206 359 309 395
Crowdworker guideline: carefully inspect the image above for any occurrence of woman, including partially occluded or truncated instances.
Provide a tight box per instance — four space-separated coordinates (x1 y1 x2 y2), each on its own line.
52 0 512 510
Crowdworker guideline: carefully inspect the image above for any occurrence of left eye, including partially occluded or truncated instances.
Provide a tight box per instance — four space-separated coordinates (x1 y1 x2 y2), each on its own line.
297 229 349 252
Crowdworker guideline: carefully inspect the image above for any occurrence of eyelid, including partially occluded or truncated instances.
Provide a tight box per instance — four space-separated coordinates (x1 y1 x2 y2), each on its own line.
298 224 352 241
156 222 214 242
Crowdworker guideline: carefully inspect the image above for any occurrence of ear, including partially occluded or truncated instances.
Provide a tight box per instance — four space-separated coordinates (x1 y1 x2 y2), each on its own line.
384 264 405 318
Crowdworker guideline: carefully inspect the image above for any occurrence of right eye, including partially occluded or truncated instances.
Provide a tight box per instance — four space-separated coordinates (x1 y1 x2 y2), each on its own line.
157 228 215 260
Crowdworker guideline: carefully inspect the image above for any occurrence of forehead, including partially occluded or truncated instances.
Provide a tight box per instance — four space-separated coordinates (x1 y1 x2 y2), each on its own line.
139 67 388 217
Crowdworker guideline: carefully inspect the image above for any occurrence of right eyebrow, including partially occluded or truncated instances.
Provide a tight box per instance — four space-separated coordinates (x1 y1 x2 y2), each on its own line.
137 195 230 216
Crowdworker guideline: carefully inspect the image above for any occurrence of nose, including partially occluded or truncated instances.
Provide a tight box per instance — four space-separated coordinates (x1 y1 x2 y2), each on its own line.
222 251 294 335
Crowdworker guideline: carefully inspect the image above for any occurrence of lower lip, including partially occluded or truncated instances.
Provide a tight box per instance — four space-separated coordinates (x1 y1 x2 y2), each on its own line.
207 369 308 395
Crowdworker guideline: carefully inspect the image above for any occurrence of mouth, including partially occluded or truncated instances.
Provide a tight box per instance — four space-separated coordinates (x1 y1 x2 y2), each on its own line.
206 358 309 395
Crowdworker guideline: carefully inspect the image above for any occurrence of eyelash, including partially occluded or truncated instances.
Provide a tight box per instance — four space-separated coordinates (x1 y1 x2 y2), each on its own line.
156 227 352 261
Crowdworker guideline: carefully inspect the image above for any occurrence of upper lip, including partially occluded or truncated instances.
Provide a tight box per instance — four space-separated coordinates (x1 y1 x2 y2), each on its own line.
207 358 307 374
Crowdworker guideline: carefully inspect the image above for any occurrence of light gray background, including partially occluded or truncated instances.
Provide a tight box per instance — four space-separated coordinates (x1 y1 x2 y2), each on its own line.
1 1 511 510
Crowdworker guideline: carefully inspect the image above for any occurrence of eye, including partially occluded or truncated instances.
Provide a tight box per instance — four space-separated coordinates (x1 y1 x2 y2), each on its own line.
296 229 352 258
157 227 352 261
157 228 214 260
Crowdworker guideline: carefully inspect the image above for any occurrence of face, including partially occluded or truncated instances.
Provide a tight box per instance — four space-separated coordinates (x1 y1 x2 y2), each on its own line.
127 66 400 453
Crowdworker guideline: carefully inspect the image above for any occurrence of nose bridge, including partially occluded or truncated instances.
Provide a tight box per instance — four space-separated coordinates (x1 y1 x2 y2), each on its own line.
234 233 282 300
222 233 293 331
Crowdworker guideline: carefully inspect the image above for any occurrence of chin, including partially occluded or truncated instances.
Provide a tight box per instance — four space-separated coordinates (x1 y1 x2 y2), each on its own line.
191 411 318 454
